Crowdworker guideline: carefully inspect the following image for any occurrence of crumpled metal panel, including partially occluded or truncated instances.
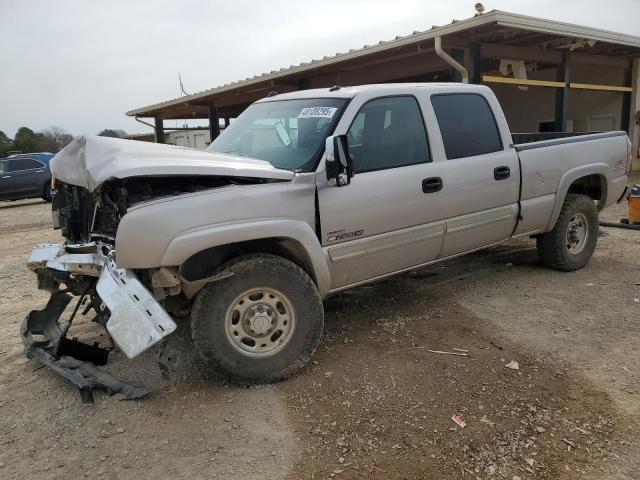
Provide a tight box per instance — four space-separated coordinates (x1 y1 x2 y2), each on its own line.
50 136 294 192
98 256 177 359
27 243 105 277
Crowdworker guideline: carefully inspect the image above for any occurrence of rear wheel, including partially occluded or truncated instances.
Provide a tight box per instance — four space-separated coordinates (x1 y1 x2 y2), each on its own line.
191 254 324 382
536 193 598 271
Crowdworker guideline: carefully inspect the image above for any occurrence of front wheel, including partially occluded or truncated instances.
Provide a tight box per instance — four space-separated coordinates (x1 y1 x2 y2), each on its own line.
536 193 598 271
191 254 324 382
42 183 52 202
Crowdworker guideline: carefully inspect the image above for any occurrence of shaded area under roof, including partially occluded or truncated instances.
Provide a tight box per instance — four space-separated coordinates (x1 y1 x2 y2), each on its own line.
126 10 640 120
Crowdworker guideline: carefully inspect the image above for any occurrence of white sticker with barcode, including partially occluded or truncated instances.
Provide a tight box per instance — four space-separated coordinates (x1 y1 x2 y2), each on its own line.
297 106 337 119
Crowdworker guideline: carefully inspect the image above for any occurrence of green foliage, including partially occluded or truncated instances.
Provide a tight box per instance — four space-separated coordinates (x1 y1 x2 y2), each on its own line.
0 130 13 157
1 126 75 155
98 128 127 138
13 127 41 153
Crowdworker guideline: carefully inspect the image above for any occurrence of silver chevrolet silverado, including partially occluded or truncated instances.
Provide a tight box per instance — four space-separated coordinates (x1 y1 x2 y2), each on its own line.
23 83 631 398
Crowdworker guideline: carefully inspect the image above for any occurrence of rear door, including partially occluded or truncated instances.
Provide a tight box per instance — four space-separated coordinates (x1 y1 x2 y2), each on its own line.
429 92 520 257
318 93 447 290
4 157 48 198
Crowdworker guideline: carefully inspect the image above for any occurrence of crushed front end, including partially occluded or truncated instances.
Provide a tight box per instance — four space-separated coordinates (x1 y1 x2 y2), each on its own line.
22 181 179 402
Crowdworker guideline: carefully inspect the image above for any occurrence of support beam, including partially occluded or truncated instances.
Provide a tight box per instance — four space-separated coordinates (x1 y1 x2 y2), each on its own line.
554 51 570 132
468 42 482 84
208 102 220 142
482 76 564 88
480 43 631 69
154 117 165 144
450 48 465 83
630 57 640 171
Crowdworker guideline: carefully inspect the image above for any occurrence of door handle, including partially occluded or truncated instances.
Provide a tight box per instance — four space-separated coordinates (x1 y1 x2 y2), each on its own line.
494 166 510 180
1 175 10 179
422 177 443 193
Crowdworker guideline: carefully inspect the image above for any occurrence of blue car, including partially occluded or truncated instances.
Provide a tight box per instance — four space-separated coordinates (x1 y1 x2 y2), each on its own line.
0 153 55 202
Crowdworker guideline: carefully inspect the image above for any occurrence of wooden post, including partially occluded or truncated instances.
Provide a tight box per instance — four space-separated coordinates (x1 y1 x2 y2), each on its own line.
208 102 221 142
554 51 570 132
629 57 640 172
154 117 165 144
468 42 482 84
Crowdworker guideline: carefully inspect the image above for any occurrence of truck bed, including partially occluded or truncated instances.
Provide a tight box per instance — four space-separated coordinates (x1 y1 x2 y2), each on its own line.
512 130 629 236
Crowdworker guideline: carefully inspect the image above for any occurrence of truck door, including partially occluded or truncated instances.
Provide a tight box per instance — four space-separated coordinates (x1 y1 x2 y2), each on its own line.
317 94 447 290
429 93 519 257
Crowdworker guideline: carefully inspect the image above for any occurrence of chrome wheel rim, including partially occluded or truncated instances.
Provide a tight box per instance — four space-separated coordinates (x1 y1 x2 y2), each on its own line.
566 213 589 254
224 287 296 358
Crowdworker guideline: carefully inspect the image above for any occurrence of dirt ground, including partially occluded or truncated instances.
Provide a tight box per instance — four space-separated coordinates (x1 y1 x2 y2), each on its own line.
0 190 639 480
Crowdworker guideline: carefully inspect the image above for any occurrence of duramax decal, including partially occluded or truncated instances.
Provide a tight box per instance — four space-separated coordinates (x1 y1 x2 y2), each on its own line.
326 229 364 243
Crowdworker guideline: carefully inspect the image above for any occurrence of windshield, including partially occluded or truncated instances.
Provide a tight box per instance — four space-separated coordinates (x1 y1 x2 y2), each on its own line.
207 98 347 172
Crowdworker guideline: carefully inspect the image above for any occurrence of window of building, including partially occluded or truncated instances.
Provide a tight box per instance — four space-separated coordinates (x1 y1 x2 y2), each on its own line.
431 94 503 159
347 96 430 173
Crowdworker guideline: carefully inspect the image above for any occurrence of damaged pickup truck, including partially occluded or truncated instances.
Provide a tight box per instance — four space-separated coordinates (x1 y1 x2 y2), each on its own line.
22 83 631 399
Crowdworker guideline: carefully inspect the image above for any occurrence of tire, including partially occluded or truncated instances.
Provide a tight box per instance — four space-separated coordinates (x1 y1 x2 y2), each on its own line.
42 183 52 202
536 193 598 271
191 254 324 382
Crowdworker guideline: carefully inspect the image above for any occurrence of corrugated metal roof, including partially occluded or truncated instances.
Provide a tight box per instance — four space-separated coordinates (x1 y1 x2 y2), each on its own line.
126 10 640 117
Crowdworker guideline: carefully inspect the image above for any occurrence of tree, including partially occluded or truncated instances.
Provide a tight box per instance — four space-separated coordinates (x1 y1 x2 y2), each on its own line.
39 126 74 153
0 130 13 157
98 128 127 138
13 127 41 153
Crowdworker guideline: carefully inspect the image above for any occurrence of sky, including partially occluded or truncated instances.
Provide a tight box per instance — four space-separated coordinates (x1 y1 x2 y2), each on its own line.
0 0 639 138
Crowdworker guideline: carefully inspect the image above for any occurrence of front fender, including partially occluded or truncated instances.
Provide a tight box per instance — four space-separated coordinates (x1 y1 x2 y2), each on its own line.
160 219 332 297
545 163 609 231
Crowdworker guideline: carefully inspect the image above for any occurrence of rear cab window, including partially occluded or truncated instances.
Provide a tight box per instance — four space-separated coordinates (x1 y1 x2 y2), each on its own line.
430 93 503 159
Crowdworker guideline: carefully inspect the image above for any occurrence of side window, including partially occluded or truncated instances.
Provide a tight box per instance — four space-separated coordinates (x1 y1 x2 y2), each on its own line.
346 96 430 173
431 94 503 160
0 161 5 175
7 157 43 172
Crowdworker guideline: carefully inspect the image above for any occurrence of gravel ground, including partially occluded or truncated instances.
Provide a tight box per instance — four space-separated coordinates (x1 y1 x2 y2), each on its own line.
0 187 638 479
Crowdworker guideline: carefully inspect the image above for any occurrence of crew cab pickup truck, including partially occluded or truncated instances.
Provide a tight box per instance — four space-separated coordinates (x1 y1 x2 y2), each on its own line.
23 83 631 397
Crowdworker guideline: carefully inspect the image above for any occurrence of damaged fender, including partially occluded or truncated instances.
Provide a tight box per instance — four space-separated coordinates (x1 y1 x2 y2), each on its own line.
160 219 332 297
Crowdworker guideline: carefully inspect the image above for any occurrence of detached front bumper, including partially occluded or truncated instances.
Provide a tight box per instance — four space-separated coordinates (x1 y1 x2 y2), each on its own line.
22 243 177 401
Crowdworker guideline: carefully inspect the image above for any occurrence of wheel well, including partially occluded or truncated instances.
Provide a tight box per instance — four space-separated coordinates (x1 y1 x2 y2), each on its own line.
180 238 316 285
567 174 605 207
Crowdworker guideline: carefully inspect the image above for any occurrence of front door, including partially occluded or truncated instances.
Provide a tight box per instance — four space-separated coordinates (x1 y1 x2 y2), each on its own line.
318 94 446 290
0 160 16 200
1 157 48 199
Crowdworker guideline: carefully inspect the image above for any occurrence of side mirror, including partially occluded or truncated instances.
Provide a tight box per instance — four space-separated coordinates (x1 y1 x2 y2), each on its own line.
325 135 353 186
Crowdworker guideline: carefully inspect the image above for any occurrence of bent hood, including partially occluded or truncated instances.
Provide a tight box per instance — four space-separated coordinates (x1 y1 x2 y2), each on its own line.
50 135 294 192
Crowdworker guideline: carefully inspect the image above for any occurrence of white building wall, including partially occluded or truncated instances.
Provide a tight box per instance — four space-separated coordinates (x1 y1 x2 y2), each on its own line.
166 129 212 149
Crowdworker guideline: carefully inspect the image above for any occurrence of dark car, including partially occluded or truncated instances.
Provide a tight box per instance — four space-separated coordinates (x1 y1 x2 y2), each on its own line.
0 153 54 202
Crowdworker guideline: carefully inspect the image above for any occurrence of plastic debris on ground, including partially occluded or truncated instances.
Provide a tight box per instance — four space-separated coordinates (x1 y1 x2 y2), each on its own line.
451 414 466 428
505 360 520 370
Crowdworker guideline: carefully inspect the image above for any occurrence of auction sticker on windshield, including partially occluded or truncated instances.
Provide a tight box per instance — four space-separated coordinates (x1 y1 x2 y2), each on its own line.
298 107 337 119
